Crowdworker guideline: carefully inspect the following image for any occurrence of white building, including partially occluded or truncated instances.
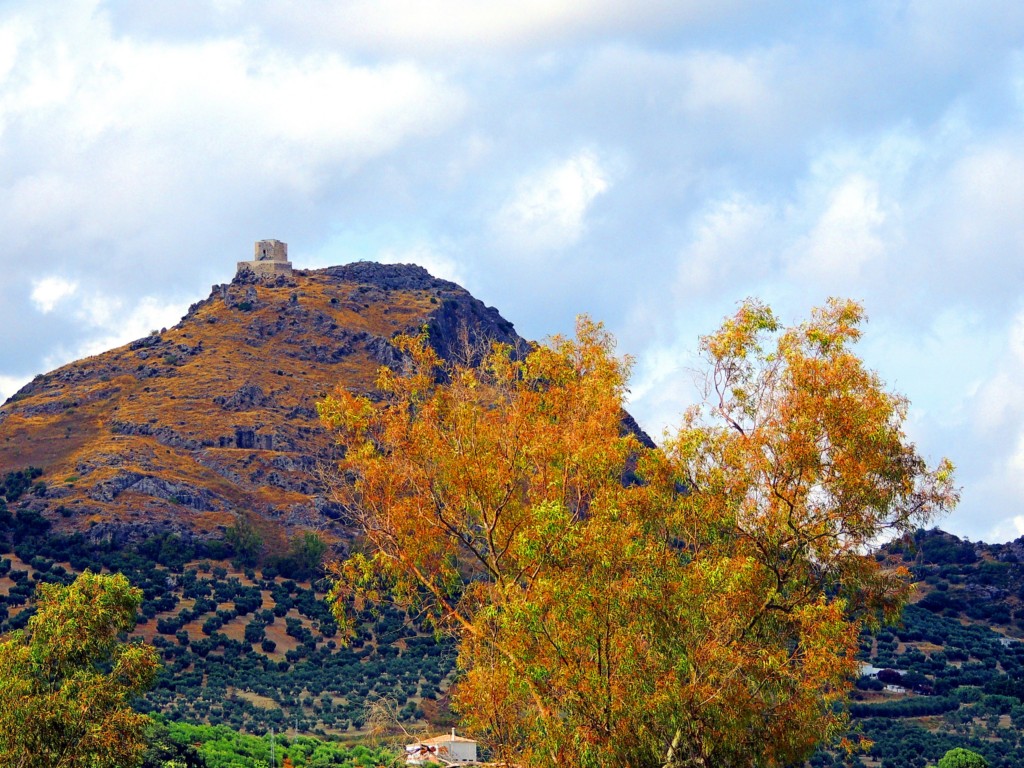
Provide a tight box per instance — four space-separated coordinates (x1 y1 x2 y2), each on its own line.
406 728 478 765
859 663 884 678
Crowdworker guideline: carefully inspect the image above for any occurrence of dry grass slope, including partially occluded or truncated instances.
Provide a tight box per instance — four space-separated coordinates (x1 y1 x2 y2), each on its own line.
0 262 524 551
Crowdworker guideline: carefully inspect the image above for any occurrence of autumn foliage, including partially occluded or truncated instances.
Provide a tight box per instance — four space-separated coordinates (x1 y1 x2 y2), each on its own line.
319 300 958 768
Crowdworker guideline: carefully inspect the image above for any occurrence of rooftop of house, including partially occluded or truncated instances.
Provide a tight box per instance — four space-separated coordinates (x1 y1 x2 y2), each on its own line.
411 729 477 745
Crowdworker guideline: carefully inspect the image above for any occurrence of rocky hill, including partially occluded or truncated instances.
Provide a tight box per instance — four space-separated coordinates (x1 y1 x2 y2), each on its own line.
0 261 524 552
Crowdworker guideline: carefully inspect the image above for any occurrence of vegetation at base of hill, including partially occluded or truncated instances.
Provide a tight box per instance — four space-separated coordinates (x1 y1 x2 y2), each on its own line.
0 466 45 504
0 561 420 768
141 718 207 768
320 303 957 768
0 514 456 736
0 484 1016 768
0 522 1014 766
143 719 401 767
23 520 1024 767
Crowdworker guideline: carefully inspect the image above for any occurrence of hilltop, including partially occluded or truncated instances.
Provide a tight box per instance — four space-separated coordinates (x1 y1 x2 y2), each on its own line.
0 259 523 552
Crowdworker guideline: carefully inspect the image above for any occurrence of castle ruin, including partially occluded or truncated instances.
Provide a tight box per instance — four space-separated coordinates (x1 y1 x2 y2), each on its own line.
237 239 293 278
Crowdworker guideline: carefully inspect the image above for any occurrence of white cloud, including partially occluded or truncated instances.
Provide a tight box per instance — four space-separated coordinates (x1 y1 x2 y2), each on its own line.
6 29 461 172
679 49 773 116
443 133 494 189
987 515 1024 544
76 294 189 355
24 275 181 349
676 195 774 294
29 276 78 313
787 174 889 287
932 144 1024 278
0 1 464 264
38 292 191 373
970 310 1024 437
0 18 25 90
626 338 702 444
246 0 760 55
897 1 1024 67
913 306 1024 541
494 149 610 253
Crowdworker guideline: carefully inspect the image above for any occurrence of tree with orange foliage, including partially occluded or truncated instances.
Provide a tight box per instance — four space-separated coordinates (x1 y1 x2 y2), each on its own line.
319 302 958 768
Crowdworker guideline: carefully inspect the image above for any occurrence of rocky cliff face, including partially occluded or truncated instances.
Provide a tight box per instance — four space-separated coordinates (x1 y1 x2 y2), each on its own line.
0 263 526 549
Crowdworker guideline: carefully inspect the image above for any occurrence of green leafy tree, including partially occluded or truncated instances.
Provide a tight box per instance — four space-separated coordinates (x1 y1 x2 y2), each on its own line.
139 719 206 768
0 570 160 768
936 748 989 768
286 531 328 580
225 515 264 567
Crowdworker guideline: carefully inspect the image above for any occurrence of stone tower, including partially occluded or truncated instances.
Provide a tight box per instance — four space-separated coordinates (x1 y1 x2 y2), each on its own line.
237 239 293 277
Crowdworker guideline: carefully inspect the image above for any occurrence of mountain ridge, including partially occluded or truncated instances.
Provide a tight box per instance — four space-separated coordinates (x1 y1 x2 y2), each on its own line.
0 261 527 549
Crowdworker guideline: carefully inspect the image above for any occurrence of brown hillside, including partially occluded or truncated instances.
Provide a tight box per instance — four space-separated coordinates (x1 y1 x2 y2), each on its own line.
0 261 524 548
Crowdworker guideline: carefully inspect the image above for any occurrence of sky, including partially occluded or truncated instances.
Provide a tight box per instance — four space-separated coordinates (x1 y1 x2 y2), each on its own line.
2 1 1024 541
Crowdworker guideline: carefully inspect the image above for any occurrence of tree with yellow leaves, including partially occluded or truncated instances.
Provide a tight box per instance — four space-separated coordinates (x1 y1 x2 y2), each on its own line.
319 301 958 767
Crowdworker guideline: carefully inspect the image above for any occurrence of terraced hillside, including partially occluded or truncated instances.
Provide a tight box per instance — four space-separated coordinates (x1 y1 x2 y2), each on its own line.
811 529 1024 768
11 514 1024 759
0 519 458 737
0 262 522 550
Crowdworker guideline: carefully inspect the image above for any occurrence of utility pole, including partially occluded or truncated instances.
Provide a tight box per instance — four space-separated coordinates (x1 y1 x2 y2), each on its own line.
269 726 275 767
